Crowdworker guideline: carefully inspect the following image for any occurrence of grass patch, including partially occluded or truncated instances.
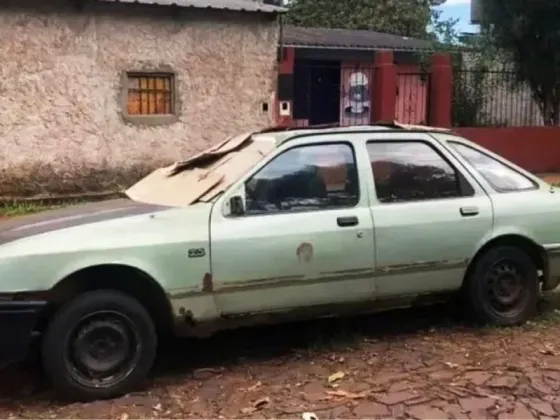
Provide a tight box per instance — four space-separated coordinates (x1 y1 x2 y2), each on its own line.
0 202 60 217
0 200 83 218
532 291 560 325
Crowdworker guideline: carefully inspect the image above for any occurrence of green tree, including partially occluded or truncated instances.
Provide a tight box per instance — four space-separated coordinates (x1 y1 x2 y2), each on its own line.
481 0 560 125
284 0 450 40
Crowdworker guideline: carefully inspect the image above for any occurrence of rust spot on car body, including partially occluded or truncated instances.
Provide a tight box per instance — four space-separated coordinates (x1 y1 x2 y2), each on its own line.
215 275 305 292
296 242 314 263
320 268 373 276
374 258 469 275
202 272 213 292
168 259 470 300
215 270 375 293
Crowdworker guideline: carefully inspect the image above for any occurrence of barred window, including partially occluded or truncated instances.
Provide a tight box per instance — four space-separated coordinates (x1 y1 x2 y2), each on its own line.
126 73 174 115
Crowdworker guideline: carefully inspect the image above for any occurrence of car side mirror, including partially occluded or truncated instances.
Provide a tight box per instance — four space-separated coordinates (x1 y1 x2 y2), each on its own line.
230 195 245 216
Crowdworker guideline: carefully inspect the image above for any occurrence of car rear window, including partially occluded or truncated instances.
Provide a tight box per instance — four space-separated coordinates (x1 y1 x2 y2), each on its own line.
448 141 537 192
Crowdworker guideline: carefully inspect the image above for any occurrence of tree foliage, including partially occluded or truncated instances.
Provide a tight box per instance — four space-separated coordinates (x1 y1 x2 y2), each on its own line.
481 0 560 125
284 0 450 40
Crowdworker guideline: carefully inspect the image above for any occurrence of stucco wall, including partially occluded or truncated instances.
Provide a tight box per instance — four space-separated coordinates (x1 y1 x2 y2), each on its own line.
0 0 279 197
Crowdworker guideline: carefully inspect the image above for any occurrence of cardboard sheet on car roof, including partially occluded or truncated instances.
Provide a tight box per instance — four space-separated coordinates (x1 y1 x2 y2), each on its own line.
125 131 276 207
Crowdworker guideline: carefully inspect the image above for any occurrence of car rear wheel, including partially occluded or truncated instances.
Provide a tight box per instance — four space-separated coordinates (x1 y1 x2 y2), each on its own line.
465 246 539 326
41 290 157 401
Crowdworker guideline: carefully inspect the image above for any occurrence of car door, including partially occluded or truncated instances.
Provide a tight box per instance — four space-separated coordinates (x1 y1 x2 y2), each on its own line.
365 132 494 297
209 138 376 315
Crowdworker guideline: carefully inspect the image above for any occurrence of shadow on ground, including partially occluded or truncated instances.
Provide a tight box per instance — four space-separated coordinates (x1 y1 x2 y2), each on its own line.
2 292 560 403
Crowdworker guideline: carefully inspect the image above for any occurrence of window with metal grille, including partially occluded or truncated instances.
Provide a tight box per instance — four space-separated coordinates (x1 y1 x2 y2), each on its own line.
126 73 174 115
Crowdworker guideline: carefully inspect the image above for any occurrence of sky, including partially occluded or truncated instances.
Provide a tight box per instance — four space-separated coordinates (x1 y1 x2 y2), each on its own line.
436 0 478 34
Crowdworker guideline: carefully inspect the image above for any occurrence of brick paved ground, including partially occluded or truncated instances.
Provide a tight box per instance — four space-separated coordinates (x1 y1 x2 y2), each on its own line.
2 296 560 419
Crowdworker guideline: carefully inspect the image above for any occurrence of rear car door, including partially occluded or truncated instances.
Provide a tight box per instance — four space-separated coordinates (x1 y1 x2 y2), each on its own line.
365 132 494 297
209 137 376 315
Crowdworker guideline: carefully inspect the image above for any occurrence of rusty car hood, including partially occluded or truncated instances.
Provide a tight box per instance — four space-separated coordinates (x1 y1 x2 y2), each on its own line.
0 198 171 246
125 131 276 207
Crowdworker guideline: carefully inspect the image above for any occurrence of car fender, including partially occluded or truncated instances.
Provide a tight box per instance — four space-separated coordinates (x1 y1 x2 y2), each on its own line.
469 224 542 267
48 255 168 291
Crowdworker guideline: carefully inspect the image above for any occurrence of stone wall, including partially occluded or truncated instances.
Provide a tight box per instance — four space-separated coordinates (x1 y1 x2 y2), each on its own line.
0 0 279 197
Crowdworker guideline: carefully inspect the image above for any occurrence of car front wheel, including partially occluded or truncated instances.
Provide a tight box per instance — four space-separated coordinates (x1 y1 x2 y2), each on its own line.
466 245 539 326
41 290 157 401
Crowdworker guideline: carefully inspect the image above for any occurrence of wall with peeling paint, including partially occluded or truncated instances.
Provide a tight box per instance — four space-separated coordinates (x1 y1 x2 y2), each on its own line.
0 0 279 197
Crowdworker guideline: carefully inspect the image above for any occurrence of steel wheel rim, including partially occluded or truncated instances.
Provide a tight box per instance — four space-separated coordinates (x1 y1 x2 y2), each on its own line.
64 310 142 389
485 258 528 318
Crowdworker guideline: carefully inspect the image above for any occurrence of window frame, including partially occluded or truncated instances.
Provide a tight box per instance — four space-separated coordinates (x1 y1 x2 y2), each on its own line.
120 70 179 126
447 141 539 194
366 139 475 205
235 141 361 218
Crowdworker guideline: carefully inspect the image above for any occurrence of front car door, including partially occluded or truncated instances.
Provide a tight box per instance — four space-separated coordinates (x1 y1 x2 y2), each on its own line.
365 132 494 297
209 136 375 315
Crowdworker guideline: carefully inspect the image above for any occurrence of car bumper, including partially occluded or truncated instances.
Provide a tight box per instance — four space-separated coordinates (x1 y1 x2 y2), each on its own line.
0 300 46 362
544 245 560 291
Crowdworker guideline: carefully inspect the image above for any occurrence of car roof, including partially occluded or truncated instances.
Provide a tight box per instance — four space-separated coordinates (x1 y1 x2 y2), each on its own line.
251 122 454 147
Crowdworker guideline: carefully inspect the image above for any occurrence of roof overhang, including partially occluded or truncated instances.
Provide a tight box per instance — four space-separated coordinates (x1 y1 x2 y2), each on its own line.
97 0 287 14
282 43 432 53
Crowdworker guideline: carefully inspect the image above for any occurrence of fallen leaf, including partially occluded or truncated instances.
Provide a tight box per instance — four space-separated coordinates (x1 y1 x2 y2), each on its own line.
241 397 271 414
326 389 368 399
248 381 262 392
328 371 345 383
444 362 459 368
153 403 162 412
254 397 271 409
540 344 557 355
241 407 256 415
192 367 223 376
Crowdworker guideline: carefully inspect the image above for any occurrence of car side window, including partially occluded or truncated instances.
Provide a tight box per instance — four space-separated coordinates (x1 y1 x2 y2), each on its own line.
448 142 537 192
244 143 359 215
367 140 473 203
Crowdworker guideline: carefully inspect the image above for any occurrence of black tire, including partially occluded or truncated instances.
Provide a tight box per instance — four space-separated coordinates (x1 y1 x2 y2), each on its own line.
465 246 539 326
41 290 157 401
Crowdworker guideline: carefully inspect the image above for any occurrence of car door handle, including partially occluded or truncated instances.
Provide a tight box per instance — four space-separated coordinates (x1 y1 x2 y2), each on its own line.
337 216 359 227
460 206 479 217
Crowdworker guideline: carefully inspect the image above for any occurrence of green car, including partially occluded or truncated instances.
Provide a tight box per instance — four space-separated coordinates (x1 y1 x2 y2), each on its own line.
1 122 559 401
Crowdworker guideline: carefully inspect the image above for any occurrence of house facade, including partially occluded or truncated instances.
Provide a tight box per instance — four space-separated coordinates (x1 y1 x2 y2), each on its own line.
0 0 283 197
276 26 434 128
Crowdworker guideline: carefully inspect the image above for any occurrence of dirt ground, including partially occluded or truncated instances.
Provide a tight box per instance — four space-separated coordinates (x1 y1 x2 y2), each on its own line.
2 298 560 420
